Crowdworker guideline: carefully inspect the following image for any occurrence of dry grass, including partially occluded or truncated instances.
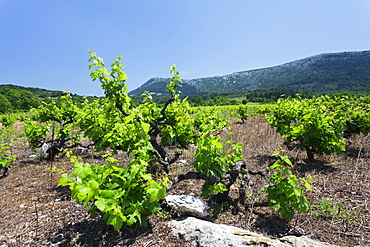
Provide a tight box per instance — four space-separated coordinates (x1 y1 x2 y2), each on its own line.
0 117 369 246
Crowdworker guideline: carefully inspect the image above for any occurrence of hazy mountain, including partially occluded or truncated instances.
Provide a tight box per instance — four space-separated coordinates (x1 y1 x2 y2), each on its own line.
130 50 370 96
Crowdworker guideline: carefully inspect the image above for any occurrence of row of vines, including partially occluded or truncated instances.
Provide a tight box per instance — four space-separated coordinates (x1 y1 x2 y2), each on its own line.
8 51 369 231
265 94 370 161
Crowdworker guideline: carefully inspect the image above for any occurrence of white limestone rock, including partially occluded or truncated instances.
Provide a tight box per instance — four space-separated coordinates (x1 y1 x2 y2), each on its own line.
169 217 340 247
165 195 208 218
41 143 51 154
280 235 340 247
77 146 89 155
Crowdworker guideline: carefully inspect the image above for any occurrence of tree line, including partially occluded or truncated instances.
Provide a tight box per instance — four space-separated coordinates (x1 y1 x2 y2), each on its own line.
0 87 41 114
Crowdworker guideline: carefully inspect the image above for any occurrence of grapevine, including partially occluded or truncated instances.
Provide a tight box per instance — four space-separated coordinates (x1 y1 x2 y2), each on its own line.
0 143 16 178
24 93 84 160
264 150 312 221
60 51 197 228
266 95 370 161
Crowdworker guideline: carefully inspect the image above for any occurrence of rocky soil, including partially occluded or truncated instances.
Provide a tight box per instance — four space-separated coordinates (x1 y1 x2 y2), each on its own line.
0 118 369 246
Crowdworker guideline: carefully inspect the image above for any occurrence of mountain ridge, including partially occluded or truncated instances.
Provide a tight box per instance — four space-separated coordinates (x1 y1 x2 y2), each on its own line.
130 50 370 96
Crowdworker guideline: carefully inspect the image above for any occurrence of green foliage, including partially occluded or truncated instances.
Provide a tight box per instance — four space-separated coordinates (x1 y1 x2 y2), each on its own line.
0 114 17 127
192 104 273 120
202 182 228 198
81 52 219 153
81 103 151 153
265 95 370 161
88 50 130 107
35 93 79 125
194 135 243 198
310 197 363 219
157 208 171 219
264 151 311 221
82 51 148 153
0 84 74 99
0 86 41 113
166 65 182 95
152 68 195 146
237 105 249 122
243 88 312 103
60 51 199 229
59 156 168 230
23 119 49 149
0 94 12 114
310 197 344 218
159 95 195 146
194 135 242 178
0 143 16 175
346 96 370 135
23 93 83 160
192 110 227 135
45 165 65 174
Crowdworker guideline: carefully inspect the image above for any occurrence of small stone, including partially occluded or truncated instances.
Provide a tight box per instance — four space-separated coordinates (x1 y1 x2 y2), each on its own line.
77 146 89 155
41 143 51 154
165 195 208 218
27 153 37 158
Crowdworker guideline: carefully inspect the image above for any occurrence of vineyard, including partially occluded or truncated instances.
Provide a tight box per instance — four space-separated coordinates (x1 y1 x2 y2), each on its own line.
0 52 369 246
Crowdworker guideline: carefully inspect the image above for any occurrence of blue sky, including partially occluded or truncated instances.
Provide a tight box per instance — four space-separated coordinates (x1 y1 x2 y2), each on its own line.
1 1 370 96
